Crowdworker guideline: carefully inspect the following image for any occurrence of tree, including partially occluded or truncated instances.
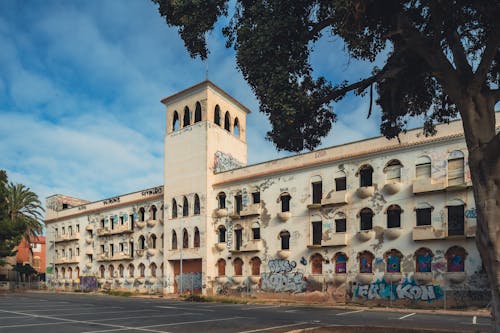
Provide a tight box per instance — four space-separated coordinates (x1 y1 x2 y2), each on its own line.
0 171 44 266
153 0 500 328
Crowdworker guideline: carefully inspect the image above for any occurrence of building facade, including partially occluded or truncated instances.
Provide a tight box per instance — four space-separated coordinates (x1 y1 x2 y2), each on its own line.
45 81 498 307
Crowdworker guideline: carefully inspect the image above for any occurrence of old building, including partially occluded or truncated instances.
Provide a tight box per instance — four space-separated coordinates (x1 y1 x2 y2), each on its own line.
45 81 498 307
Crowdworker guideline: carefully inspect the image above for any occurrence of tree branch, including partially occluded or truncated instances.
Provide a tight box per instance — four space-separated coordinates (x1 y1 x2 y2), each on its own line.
471 29 500 92
308 18 336 39
445 28 474 78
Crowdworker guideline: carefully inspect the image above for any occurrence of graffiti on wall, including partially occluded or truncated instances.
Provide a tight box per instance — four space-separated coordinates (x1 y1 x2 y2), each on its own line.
175 272 202 291
354 281 443 301
226 219 233 249
465 208 477 219
80 276 98 291
261 259 306 293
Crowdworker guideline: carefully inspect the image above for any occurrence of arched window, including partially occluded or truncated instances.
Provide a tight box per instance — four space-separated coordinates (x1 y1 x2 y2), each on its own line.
150 234 157 249
416 156 431 181
234 118 240 138
359 251 374 273
233 258 243 275
194 102 202 123
448 150 465 186
194 194 200 215
334 252 348 274
217 259 226 276
359 164 374 187
194 227 200 248
68 226 72 235
214 105 221 125
182 228 188 248
385 249 402 273
280 192 291 212
55 267 59 279
183 106 191 127
99 265 105 278
384 160 402 183
182 196 189 217
446 246 467 272
218 225 226 243
68 267 73 279
172 111 179 131
69 248 73 258
387 205 402 228
224 111 230 131
108 265 114 278
415 248 433 273
118 264 124 278
360 208 374 230
61 267 66 278
172 230 178 250
150 205 157 220
311 253 323 274
75 266 80 278
139 207 145 222
139 235 146 250
280 230 290 250
161 233 164 248
250 257 261 276
150 263 157 277
252 222 260 240
172 199 178 218
234 225 243 251
128 264 135 278
139 263 145 278
217 192 226 209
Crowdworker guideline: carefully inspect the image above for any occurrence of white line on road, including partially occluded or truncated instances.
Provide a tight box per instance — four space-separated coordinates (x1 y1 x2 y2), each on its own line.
246 305 281 310
236 322 308 333
398 313 416 320
473 316 477 324
336 309 365 316
156 305 214 312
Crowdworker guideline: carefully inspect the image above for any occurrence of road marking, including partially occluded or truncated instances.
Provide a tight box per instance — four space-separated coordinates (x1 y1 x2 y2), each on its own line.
236 322 308 333
91 312 197 322
473 316 477 324
336 309 365 316
156 305 214 312
399 313 416 320
53 309 162 317
284 309 298 313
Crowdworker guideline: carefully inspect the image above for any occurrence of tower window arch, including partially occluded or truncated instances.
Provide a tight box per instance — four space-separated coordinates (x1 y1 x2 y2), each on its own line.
182 228 189 248
194 102 202 123
171 230 178 250
234 118 240 138
194 194 200 215
172 199 177 219
446 246 467 272
224 111 231 131
182 196 189 217
194 227 200 248
172 111 179 131
214 105 221 125
183 106 191 127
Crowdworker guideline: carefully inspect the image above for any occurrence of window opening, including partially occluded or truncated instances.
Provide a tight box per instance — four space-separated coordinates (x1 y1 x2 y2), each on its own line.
194 227 200 248
359 251 374 273
234 194 242 215
335 218 347 233
416 207 432 226
214 105 221 125
334 253 347 274
415 248 433 272
312 221 322 245
218 225 226 243
360 208 373 230
194 102 202 123
312 181 322 204
280 193 291 212
335 176 347 191
172 230 177 250
218 192 226 209
252 222 260 240
359 165 373 187
252 191 260 204
250 257 261 275
182 228 189 248
448 205 465 236
224 111 230 131
387 205 401 228
194 194 200 215
172 199 177 218
182 196 189 217
280 230 290 250
233 258 243 275
183 106 191 127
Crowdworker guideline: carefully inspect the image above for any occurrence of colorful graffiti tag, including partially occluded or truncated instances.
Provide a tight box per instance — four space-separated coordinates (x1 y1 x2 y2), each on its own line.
175 272 202 292
354 281 443 301
261 259 306 293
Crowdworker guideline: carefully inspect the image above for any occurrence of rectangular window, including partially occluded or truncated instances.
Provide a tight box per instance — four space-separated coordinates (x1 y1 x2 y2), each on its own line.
100 244 105 254
281 195 291 212
335 219 347 233
76 247 80 256
312 182 322 204
252 227 260 240
235 229 242 250
360 169 373 187
448 158 465 186
312 221 322 245
110 244 114 257
416 208 432 226
129 214 134 230
76 224 80 232
235 194 243 214
119 243 124 252
335 177 347 191
360 213 373 231
87 254 92 263
101 219 105 228
387 210 401 228
120 216 124 225
448 205 465 236
252 192 260 204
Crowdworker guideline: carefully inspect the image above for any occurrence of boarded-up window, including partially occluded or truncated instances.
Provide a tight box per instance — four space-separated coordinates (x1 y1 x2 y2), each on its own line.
217 259 226 276
312 221 322 245
446 246 467 272
334 253 347 274
385 249 402 273
448 205 464 236
415 248 433 272
416 156 431 180
280 230 290 250
312 182 322 204
311 253 323 274
250 257 261 276
384 160 402 182
360 208 373 230
448 154 465 186
233 258 243 275
359 251 374 273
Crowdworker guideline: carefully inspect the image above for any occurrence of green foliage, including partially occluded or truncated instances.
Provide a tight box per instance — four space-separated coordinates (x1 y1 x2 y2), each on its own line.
0 170 44 263
12 263 37 276
153 0 499 152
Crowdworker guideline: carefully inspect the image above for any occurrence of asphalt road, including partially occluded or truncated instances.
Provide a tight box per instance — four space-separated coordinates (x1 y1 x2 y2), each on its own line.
0 292 491 333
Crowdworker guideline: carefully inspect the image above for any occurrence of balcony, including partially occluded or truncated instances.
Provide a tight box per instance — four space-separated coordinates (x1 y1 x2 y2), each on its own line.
135 221 146 229
96 225 133 237
321 190 350 206
446 271 466 284
239 204 262 217
147 219 157 227
85 237 92 244
382 182 402 195
277 250 291 259
96 252 133 262
357 230 375 242
356 273 374 284
214 243 226 251
412 180 445 194
413 272 433 284
308 274 325 284
55 256 80 264
167 247 202 260
306 203 322 210
384 272 403 284
231 276 245 285
85 248 93 255
55 233 80 243
231 239 263 253
276 212 291 222
214 208 228 218
321 233 348 247
356 186 374 199
446 181 472 192
412 225 445 241
385 227 402 240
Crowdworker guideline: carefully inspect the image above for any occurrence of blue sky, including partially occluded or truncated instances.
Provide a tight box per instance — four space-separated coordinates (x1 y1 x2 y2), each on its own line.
0 0 420 206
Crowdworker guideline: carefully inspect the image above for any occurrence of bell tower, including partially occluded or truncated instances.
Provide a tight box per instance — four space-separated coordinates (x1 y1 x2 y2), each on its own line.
161 80 249 293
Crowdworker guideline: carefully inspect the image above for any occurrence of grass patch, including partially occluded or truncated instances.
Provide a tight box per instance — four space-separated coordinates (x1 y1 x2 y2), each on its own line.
182 294 247 304
101 290 132 297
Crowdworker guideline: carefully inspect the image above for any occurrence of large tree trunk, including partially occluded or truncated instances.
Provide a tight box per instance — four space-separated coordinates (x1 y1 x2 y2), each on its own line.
458 92 500 332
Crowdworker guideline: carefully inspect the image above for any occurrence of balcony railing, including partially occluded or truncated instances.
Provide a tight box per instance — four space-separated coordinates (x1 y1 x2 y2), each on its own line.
96 225 133 237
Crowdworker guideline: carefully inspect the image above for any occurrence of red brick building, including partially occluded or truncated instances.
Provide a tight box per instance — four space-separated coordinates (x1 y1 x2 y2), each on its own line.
15 236 46 274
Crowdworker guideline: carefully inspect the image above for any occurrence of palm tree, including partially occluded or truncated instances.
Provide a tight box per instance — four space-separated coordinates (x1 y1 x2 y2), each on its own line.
5 183 44 241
